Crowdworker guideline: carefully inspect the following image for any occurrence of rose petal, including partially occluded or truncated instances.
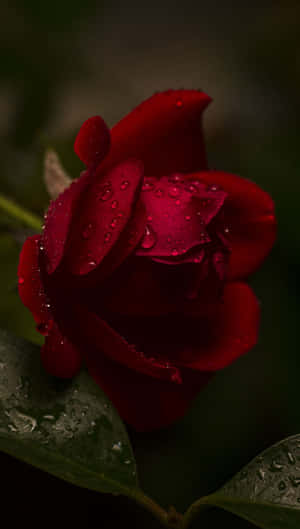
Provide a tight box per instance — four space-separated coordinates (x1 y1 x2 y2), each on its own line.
64 303 182 384
43 171 90 274
96 89 211 178
85 351 211 431
136 176 226 259
177 282 260 370
18 235 51 326
41 322 82 378
188 171 277 280
74 116 111 168
66 159 144 275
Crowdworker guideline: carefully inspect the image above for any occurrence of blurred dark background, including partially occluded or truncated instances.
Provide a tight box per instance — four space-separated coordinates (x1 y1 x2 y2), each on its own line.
0 2 299 528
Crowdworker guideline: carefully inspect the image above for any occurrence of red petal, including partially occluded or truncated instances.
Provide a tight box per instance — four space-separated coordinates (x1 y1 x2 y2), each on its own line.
136 175 227 260
178 282 260 371
85 351 211 431
74 116 111 168
18 235 50 325
65 303 182 384
41 322 82 378
189 171 277 279
43 172 90 274
66 159 144 275
96 90 211 178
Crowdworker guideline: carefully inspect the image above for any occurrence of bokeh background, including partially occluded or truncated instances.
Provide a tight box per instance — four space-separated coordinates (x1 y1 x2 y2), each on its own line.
0 2 299 528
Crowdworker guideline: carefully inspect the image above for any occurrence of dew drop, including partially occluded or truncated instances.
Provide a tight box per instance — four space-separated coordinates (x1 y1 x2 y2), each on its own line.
18 277 25 285
147 215 153 222
224 227 230 234
188 184 197 193
175 98 183 108
185 215 191 221
36 320 53 336
82 223 93 239
155 188 164 198
171 249 179 257
112 441 122 452
278 480 286 491
142 181 155 192
104 232 112 243
270 460 283 472
120 180 130 190
287 451 296 465
290 477 300 487
110 217 120 229
169 174 181 183
140 225 156 250
168 186 180 198
88 260 97 268
207 184 218 191
111 200 118 209
240 470 247 479
99 186 113 201
124 459 131 465
175 199 181 206
257 469 265 480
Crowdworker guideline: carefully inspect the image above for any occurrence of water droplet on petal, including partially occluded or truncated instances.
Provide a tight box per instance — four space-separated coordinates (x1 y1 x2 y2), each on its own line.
169 174 181 183
175 199 181 206
185 215 191 221
207 184 219 191
104 232 112 243
176 98 183 108
155 188 164 198
99 186 113 201
140 225 156 250
82 223 93 239
120 180 130 190
18 277 25 285
147 215 153 222
142 181 155 191
171 249 179 257
224 227 230 234
111 200 118 209
88 260 97 268
36 320 54 336
168 186 180 198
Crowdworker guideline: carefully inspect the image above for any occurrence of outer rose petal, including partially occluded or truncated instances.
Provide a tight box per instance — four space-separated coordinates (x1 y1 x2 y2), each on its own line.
41 322 82 378
96 90 211 178
177 282 260 371
64 303 182 383
188 171 276 280
74 116 111 168
18 235 50 325
43 171 91 274
84 350 211 431
65 159 144 275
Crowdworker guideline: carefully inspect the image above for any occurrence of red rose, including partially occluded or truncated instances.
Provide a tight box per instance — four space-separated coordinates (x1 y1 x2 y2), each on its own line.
18 90 276 431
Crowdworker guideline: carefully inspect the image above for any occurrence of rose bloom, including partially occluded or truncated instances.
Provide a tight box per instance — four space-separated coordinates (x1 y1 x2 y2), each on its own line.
18 90 276 431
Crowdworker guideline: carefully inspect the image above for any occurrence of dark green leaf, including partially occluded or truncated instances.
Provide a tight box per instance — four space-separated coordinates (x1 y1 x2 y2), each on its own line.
0 329 138 497
183 435 300 529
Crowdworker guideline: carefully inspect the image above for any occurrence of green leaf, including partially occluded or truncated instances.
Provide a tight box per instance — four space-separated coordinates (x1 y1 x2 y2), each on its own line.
183 434 300 529
0 329 138 496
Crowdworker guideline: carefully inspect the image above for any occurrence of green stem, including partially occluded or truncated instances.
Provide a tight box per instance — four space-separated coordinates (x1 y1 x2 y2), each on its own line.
0 194 43 231
181 496 213 528
129 489 173 527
